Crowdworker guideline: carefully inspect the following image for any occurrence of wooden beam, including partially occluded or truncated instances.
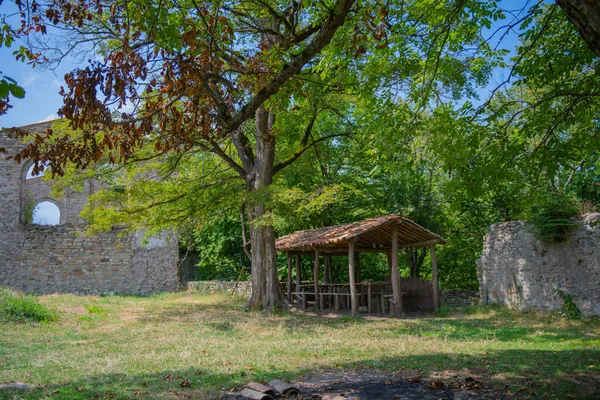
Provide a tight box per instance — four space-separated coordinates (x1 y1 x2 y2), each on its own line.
286 252 293 303
391 222 403 316
430 244 439 312
348 239 358 316
281 239 442 255
314 249 320 311
295 254 301 293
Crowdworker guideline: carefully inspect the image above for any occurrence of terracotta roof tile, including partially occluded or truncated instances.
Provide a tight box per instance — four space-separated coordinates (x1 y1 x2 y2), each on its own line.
276 214 446 252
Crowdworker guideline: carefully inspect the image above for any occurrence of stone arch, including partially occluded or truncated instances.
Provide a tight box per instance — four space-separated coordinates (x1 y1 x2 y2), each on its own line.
20 161 60 224
31 198 62 225
25 163 47 180
20 160 48 181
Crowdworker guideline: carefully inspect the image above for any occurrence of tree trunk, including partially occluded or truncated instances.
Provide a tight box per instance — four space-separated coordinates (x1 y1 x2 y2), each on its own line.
557 0 600 57
246 106 282 310
405 247 428 278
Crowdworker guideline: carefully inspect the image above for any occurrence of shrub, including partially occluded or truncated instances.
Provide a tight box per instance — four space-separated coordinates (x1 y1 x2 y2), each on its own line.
557 290 583 320
0 288 58 323
528 193 579 243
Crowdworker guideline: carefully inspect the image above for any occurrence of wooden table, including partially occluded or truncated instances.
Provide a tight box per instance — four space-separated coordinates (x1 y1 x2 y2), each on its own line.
293 282 403 314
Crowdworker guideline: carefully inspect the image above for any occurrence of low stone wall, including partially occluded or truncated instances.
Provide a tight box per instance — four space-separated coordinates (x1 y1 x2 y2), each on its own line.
187 281 479 310
187 280 251 296
0 224 179 295
477 213 600 316
441 290 479 307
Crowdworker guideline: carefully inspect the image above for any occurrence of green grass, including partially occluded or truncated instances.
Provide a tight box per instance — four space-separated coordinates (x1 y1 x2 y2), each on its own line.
0 288 58 323
0 292 599 399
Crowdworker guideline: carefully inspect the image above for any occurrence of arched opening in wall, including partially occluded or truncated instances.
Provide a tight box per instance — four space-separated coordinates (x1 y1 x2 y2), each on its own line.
32 201 61 225
25 162 49 180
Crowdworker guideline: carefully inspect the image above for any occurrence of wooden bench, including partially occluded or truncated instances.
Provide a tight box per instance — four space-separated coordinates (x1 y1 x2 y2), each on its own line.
320 292 352 311
291 291 315 310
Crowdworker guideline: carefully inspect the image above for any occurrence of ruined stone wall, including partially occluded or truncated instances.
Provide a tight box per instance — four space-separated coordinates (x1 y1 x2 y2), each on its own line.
20 172 98 225
477 213 600 316
1 225 178 295
0 123 179 295
187 281 251 297
440 290 479 307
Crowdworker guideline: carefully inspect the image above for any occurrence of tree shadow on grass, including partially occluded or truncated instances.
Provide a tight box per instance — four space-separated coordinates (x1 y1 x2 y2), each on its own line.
135 302 599 346
3 349 599 400
270 307 600 344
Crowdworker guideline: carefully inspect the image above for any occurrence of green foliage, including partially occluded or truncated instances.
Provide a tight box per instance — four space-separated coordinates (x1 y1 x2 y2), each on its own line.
84 305 108 316
527 192 579 243
557 290 583 320
190 211 250 281
23 191 36 224
567 153 600 210
0 288 58 323
0 73 25 99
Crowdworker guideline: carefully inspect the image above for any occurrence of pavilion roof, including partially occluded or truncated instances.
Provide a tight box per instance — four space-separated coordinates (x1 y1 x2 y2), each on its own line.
275 214 447 254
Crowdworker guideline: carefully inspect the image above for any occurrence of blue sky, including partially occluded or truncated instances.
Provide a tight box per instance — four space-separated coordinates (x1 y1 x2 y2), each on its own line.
0 45 75 128
0 0 530 129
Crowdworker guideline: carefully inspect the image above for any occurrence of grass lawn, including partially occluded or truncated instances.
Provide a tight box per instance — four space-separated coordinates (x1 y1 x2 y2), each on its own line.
1 291 599 399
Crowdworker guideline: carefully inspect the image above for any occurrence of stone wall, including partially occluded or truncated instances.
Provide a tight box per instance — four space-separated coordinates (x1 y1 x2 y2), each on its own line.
440 290 479 307
0 123 179 295
477 213 600 316
187 281 251 297
0 225 178 295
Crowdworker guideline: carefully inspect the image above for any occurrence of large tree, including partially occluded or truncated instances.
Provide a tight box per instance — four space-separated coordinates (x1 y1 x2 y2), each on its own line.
7 0 502 308
557 0 600 57
9 0 357 309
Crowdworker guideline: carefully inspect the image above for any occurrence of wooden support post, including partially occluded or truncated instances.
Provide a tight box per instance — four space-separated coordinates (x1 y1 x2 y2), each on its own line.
355 253 362 306
286 252 292 304
321 253 330 310
391 223 403 316
295 254 301 292
295 254 301 306
314 249 320 311
356 253 361 283
431 244 439 312
348 239 358 316
367 284 372 314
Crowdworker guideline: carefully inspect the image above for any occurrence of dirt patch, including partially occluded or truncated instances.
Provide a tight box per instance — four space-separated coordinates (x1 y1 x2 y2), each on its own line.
221 370 500 399
59 306 87 315
118 308 144 322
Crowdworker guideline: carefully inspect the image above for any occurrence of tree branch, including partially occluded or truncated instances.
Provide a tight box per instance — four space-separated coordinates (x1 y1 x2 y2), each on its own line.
273 132 352 175
225 0 355 134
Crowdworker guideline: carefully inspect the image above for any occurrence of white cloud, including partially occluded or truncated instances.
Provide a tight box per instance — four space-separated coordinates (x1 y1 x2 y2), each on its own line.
36 114 59 123
22 74 38 87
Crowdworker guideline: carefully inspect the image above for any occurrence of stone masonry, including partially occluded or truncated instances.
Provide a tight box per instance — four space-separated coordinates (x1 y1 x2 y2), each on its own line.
0 121 179 295
440 290 479 307
477 213 600 316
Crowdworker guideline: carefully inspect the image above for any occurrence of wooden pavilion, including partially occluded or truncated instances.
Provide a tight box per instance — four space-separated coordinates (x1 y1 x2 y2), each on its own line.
275 215 447 316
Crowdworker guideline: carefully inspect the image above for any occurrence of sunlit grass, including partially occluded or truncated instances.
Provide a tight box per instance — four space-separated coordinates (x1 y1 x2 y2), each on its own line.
0 292 598 399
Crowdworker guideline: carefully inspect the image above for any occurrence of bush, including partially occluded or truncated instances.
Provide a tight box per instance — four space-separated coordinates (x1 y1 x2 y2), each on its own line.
557 290 583 320
0 288 58 323
528 193 579 243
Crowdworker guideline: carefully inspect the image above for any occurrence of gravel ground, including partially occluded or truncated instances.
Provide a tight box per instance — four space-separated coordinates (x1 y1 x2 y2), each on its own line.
222 369 494 399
